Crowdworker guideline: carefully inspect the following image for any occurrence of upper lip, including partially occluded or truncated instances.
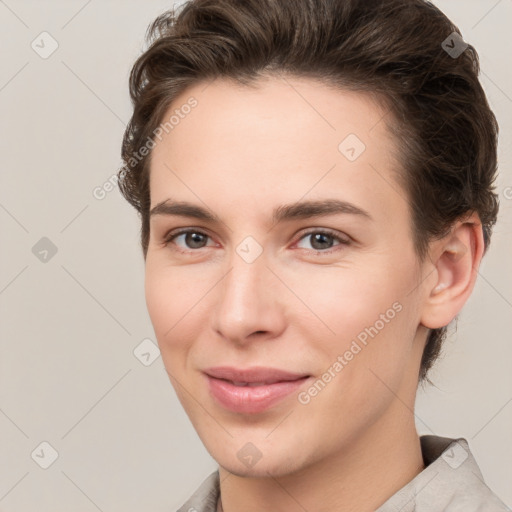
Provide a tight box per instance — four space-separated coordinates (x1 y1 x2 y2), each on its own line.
204 366 310 384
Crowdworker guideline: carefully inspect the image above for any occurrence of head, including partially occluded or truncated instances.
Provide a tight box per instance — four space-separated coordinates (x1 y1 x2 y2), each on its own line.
118 0 499 476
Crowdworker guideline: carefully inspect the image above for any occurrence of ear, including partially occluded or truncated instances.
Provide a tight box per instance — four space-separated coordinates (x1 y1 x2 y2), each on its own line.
420 212 485 330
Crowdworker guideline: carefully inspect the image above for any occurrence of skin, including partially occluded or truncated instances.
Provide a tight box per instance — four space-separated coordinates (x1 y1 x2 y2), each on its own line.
145 75 484 512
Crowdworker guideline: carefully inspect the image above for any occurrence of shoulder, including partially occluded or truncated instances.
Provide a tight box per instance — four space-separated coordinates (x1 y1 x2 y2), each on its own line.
424 436 509 511
444 490 511 512
378 436 510 512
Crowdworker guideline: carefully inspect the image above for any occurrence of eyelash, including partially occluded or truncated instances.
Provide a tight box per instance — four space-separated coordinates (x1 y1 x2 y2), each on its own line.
162 227 351 255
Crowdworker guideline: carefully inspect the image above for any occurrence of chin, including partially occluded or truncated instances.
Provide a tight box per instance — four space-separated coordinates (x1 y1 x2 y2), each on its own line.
216 449 310 479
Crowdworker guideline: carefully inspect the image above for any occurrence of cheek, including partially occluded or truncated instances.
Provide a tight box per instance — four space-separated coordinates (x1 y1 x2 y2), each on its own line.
144 261 202 356
145 263 173 338
285 264 405 340
286 263 418 383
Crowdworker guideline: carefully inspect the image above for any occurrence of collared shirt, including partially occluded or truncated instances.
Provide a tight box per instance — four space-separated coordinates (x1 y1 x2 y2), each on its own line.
176 435 510 511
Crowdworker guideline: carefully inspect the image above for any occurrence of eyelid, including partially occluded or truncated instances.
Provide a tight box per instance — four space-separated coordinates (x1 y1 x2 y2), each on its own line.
292 227 351 253
295 227 350 243
162 227 216 249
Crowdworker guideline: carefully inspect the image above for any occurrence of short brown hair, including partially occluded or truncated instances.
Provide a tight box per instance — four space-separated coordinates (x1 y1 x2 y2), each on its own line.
117 0 499 383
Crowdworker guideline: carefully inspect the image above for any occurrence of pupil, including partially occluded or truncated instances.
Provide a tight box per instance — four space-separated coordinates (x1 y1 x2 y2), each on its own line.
187 232 206 248
312 233 332 250
183 232 334 250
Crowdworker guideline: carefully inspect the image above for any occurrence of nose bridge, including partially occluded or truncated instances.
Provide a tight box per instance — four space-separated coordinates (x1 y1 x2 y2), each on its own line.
211 244 284 342
220 248 268 319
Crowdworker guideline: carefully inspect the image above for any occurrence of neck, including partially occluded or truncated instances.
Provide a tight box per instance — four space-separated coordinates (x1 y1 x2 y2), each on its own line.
217 402 424 512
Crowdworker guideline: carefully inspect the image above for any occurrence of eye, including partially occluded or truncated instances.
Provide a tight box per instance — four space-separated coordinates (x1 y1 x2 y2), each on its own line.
163 228 215 252
295 229 350 254
162 227 351 255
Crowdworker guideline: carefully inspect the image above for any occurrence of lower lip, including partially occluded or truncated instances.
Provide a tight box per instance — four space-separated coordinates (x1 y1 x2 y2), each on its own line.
206 375 311 414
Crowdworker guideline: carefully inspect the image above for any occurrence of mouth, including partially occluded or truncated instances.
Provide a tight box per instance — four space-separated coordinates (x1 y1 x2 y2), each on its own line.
223 380 293 387
203 366 312 414
203 365 310 383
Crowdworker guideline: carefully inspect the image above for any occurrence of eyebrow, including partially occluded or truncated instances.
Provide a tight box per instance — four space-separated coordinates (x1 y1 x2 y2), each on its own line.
149 198 373 225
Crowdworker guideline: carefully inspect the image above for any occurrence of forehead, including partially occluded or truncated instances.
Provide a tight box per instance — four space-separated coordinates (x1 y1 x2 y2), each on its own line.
148 75 407 225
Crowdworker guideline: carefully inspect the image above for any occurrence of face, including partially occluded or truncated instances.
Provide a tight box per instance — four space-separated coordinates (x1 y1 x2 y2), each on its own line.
145 75 429 477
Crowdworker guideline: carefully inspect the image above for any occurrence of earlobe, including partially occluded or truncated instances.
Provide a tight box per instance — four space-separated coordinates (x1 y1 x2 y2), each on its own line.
420 213 484 329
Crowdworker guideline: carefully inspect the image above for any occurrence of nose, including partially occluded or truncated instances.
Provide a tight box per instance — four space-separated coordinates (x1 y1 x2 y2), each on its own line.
211 251 287 345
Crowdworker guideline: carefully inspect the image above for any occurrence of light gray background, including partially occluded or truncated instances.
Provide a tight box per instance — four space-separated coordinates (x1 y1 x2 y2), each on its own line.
0 1 511 510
